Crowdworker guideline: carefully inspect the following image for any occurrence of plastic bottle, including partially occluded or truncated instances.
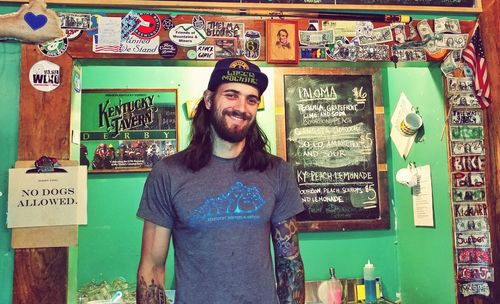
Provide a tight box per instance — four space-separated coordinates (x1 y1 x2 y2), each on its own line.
364 260 377 303
327 267 343 304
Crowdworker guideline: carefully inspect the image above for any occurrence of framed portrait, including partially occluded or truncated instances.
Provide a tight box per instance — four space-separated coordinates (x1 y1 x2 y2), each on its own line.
266 19 299 64
80 89 178 173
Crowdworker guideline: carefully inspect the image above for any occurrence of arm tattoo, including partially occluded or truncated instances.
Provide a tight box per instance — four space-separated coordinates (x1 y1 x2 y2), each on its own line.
136 276 167 304
272 217 305 304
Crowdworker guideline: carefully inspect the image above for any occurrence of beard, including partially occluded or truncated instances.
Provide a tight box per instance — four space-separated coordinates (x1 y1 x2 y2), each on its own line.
210 108 255 143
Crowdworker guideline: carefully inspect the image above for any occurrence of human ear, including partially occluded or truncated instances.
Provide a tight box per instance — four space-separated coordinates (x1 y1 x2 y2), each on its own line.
203 90 213 110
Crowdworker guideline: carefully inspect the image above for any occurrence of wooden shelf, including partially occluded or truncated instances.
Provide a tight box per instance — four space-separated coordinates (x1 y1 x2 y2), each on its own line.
0 0 482 14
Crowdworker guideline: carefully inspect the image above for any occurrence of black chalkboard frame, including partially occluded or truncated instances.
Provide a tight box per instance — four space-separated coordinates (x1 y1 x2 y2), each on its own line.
274 67 389 231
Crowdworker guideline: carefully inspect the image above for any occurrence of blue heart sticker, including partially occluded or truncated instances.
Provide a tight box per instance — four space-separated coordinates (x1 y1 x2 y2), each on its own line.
24 12 48 30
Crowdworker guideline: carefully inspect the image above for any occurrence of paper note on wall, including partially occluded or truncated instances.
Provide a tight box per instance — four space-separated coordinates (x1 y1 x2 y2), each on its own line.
412 164 434 227
7 166 87 228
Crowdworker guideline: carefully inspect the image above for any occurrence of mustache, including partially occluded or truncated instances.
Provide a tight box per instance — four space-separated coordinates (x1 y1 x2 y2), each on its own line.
222 109 252 120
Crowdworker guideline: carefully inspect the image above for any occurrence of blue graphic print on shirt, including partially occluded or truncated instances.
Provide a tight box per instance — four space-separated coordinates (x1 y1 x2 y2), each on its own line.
189 181 266 225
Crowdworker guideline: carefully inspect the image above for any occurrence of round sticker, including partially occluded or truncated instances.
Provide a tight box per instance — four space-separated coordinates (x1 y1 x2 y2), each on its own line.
162 17 174 30
65 29 82 41
133 14 161 39
38 37 69 57
159 41 178 59
192 15 205 30
29 60 60 92
187 49 197 59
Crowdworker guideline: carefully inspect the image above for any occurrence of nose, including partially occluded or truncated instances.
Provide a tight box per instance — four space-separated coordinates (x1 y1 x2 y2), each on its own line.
232 96 248 112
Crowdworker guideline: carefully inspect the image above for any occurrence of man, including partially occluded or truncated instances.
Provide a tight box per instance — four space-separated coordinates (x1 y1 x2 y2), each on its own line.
136 58 305 304
272 29 294 61
276 29 291 49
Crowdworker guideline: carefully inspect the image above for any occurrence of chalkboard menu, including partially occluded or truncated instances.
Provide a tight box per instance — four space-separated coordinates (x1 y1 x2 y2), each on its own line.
277 68 388 231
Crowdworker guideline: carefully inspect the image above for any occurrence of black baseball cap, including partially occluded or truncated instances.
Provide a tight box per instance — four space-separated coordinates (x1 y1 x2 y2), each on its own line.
207 58 268 95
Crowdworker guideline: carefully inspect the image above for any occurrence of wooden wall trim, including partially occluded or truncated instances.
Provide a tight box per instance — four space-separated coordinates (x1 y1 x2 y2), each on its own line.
0 0 484 13
14 44 74 303
481 0 500 301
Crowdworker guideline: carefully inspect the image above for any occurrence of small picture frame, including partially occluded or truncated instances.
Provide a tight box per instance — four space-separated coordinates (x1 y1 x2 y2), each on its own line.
266 19 299 64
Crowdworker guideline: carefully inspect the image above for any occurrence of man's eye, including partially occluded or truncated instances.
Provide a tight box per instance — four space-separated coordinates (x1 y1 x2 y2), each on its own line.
248 99 259 105
225 93 238 99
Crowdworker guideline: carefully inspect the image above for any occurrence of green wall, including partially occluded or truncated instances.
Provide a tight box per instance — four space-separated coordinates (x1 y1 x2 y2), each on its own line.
0 4 474 303
0 10 20 302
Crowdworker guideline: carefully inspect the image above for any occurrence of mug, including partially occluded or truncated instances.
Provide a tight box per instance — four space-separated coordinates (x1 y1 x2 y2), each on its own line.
400 112 423 136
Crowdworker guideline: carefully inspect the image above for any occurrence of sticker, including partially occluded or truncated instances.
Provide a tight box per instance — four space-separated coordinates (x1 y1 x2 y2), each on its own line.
187 49 197 59
459 282 490 297
159 41 178 58
451 156 485 172
391 47 427 62
244 30 260 60
92 34 120 53
298 30 334 46
121 10 142 41
169 23 207 47
38 37 68 57
451 109 483 125
73 69 81 93
450 126 484 141
457 265 494 282
322 20 356 37
300 46 327 60
447 77 474 94
355 21 374 37
458 247 492 264
192 15 205 30
58 12 90 29
65 29 82 41
120 36 160 54
357 45 390 61
162 17 175 30
455 217 489 233
205 21 244 38
29 60 60 92
450 140 485 156
308 19 319 31
455 231 490 248
196 45 215 59
452 172 485 187
214 38 237 58
448 93 481 108
330 43 357 61
133 13 161 39
454 203 488 218
86 13 106 36
24 12 47 31
452 188 486 203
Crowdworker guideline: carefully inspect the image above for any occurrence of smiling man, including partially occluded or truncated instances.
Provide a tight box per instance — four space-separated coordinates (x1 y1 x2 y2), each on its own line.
136 58 305 304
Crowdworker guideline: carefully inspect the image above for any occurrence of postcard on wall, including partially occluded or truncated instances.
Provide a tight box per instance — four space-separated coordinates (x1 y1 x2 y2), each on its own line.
7 166 87 228
80 89 178 172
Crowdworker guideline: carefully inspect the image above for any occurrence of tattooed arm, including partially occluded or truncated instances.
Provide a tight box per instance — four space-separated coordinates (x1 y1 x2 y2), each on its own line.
137 220 171 304
272 216 305 304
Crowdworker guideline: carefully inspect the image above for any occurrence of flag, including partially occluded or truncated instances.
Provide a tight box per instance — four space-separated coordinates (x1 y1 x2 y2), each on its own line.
463 25 491 109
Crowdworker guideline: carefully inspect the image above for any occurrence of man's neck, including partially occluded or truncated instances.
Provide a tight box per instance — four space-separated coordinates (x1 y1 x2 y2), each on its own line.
212 133 246 159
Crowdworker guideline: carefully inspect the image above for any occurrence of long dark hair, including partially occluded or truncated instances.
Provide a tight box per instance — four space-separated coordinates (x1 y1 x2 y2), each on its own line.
183 92 272 172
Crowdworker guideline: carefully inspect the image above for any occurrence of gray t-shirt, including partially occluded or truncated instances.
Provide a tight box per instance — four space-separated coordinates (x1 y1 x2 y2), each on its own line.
137 151 304 304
